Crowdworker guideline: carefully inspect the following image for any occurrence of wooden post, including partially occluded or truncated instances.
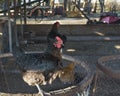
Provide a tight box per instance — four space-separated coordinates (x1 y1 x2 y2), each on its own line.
14 0 19 46
7 0 12 52
23 0 27 24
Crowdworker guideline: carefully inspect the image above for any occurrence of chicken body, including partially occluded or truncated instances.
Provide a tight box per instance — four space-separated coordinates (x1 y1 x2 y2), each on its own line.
59 62 75 83
22 70 46 96
23 70 46 86
49 62 76 84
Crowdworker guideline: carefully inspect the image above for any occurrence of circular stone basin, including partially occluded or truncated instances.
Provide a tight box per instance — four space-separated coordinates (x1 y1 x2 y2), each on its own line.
97 55 120 80
2 47 94 96
28 54 94 96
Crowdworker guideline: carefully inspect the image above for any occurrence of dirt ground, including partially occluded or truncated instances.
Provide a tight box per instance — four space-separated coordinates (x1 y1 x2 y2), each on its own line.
0 40 120 96
1 15 120 95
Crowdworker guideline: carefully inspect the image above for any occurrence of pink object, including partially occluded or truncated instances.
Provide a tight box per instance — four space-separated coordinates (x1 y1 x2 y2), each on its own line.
101 16 120 24
53 36 63 49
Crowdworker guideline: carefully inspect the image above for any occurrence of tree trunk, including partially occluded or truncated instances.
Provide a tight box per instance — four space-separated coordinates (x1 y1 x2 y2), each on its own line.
87 0 92 14
83 0 92 14
93 0 97 13
64 0 67 11
4 0 8 16
78 0 81 8
99 0 105 13
68 0 71 11
28 0 31 6
23 0 27 24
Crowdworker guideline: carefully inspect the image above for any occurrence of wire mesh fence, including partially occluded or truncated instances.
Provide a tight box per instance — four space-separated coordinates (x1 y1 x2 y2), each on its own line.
92 72 120 96
93 55 120 96
0 46 94 96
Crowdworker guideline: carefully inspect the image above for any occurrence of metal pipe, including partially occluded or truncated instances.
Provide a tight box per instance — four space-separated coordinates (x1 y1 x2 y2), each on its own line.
7 0 12 52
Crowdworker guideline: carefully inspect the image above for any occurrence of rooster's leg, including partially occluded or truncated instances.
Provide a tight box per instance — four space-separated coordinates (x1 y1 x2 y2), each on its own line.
35 83 44 96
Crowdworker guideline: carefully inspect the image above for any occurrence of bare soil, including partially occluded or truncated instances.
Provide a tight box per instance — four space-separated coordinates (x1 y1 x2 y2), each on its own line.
1 14 120 96
0 40 120 96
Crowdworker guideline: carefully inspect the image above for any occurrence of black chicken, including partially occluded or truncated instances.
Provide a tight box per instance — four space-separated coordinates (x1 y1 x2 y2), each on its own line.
46 22 67 68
